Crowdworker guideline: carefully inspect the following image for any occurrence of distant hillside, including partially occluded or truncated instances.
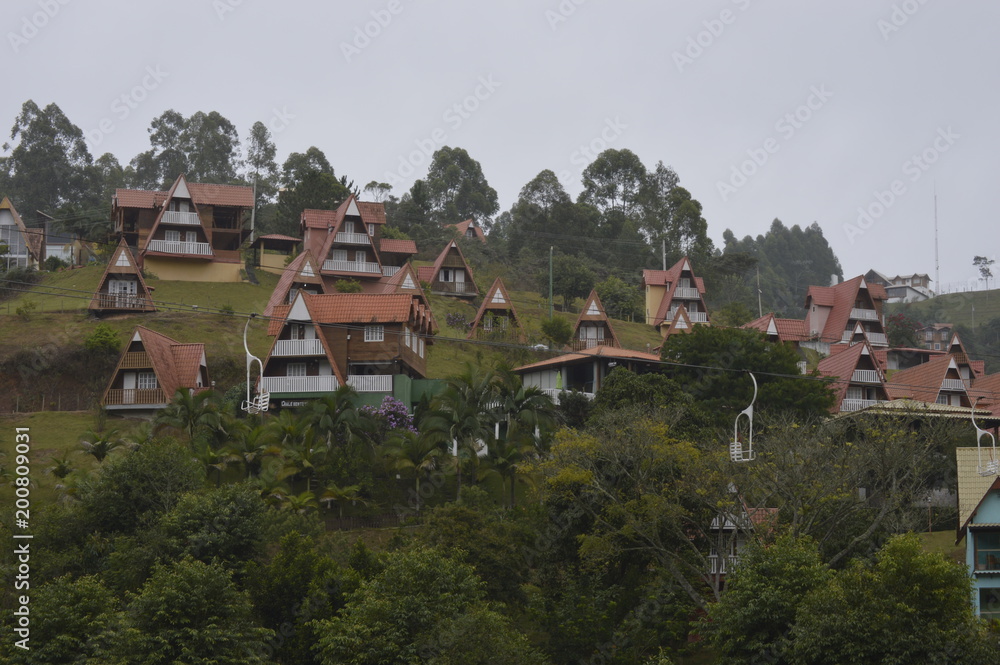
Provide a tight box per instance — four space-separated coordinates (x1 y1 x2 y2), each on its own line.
896 288 1000 373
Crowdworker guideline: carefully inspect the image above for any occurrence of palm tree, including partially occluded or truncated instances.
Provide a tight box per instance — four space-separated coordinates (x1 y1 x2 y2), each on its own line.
154 389 222 448
321 482 367 519
46 451 74 480
422 365 500 501
478 436 539 508
382 430 446 512
222 424 281 479
251 466 290 508
194 445 229 487
282 490 319 514
79 428 126 463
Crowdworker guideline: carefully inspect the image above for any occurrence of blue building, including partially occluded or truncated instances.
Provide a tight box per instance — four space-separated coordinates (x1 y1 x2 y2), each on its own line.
956 447 1000 620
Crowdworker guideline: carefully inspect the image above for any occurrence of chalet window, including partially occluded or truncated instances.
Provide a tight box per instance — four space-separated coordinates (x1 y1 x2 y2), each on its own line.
355 251 366 263
975 531 1000 572
365 325 384 342
165 230 181 242
981 588 1000 620
925 331 933 341
115 251 131 267
405 327 412 347
137 372 158 390
343 221 355 234
368 223 375 236
440 268 454 282
333 249 348 261
185 231 197 244
287 363 306 377
290 324 306 340
419 338 425 357
934 343 941 350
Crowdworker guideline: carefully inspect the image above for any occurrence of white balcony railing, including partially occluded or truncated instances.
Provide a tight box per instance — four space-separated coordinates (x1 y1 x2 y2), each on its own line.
272 338 324 357
261 375 339 394
432 280 477 294
674 286 700 299
852 369 881 383
147 239 212 255
334 232 371 245
688 311 709 323
708 554 740 575
323 259 381 274
850 307 879 321
867 332 888 346
382 266 400 276
540 388 595 404
161 210 202 226
941 379 967 392
841 398 884 412
347 375 393 392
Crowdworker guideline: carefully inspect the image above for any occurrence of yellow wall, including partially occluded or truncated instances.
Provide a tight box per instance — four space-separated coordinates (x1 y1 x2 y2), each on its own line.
645 285 666 325
143 257 242 282
259 253 288 275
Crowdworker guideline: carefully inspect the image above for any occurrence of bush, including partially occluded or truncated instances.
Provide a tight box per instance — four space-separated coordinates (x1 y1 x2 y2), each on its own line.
43 255 69 271
15 299 36 320
84 323 122 354
446 312 468 330
541 316 572 347
219 303 235 315
334 279 363 293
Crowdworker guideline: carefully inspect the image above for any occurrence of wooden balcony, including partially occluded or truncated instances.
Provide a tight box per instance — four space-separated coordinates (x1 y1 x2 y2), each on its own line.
323 259 381 274
674 286 700 299
105 388 167 406
147 239 212 256
91 294 155 311
430 280 476 295
261 375 339 394
119 352 152 369
161 210 202 226
272 339 325 357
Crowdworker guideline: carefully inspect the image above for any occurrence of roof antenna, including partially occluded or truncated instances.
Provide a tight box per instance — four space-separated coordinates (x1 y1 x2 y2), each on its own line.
730 372 757 462
972 398 998 476
242 313 270 414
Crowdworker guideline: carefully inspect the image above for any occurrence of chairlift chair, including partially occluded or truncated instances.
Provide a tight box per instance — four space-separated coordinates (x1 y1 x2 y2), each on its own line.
730 372 757 463
972 399 998 476
241 314 270 415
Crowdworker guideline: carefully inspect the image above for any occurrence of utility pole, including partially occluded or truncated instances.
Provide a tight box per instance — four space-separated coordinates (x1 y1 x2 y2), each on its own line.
250 174 257 242
662 238 666 271
757 266 763 318
549 246 554 318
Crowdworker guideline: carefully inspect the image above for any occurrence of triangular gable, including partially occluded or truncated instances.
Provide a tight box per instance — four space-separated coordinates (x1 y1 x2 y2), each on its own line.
263 250 326 317
651 256 709 327
346 199 361 217
664 304 694 336
572 289 621 348
315 195 385 273
467 277 524 341
142 174 211 255
103 326 207 403
261 292 347 386
818 339 883 410
90 238 156 312
423 240 478 296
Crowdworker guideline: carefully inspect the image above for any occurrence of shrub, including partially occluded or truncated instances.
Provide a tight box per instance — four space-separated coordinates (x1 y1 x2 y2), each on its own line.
219 303 235 315
15 299 37 321
84 323 122 354
334 279 363 293
446 312 468 330
44 255 69 271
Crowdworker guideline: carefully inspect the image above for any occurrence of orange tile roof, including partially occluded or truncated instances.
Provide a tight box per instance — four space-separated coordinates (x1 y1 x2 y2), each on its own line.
256 233 301 243
357 201 387 225
805 275 887 343
515 345 662 372
263 250 325 317
267 305 291 336
817 342 873 410
187 182 253 207
645 257 709 327
114 188 168 208
379 238 418 255
304 293 421 324
742 313 808 343
301 208 338 229
447 218 486 242
885 354 954 403
116 327 207 399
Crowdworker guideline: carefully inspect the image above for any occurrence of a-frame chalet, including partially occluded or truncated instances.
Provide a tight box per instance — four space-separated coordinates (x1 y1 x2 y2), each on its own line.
417 240 478 298
467 277 525 342
263 249 327 317
571 290 621 351
90 238 156 314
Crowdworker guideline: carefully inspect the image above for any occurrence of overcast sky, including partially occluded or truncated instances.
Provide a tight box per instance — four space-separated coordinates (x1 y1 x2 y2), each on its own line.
3 0 996 291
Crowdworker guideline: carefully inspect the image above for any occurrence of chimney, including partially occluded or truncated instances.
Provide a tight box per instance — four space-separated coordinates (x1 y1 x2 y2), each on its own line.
830 274 839 287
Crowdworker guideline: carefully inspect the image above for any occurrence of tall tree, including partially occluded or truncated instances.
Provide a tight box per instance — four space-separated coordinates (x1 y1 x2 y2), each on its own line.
128 110 242 188
1 100 96 224
244 120 279 208
418 146 499 227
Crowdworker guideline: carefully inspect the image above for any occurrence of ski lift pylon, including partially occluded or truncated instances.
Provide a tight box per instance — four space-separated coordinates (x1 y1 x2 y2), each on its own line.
730 372 757 463
972 398 998 476
241 313 270 415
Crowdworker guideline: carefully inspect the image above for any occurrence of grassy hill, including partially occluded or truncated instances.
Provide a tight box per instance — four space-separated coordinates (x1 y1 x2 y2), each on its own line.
898 288 1000 330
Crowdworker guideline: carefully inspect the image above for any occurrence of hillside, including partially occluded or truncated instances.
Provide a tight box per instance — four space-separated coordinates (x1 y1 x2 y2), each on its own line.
0 267 664 414
899 287 1000 330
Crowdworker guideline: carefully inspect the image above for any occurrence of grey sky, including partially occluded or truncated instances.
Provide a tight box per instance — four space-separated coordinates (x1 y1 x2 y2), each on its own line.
3 0 996 291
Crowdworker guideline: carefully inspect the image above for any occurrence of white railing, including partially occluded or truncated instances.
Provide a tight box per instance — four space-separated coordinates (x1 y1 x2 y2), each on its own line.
941 379 966 392
841 398 884 412
323 259 381 273
147 239 212 255
382 266 400 276
852 369 881 383
850 307 879 321
432 280 477 293
261 375 339 394
541 388 595 403
347 375 393 392
161 210 202 226
272 339 324 357
708 555 739 575
674 286 700 299
334 232 371 245
688 312 709 323
867 332 888 346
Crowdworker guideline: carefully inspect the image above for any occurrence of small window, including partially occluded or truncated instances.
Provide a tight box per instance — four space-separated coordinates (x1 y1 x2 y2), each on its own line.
982 588 1000 620
165 230 180 242
137 372 158 390
287 363 306 377
368 223 375 236
405 327 412 347
355 250 366 264
934 343 941 350
365 325 384 342
975 532 1000 572
419 338 425 357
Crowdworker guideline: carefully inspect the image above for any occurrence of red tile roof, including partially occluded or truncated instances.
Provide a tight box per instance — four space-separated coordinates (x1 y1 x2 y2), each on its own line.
643 257 709 327
379 238 418 255
804 275 887 343
515 345 662 372
447 218 486 242
817 342 868 410
187 182 253 207
301 208 338 229
116 327 207 399
263 250 325 317
885 354 954 403
267 292 436 338
114 188 168 208
357 201 387 225
256 233 301 243
742 313 808 343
